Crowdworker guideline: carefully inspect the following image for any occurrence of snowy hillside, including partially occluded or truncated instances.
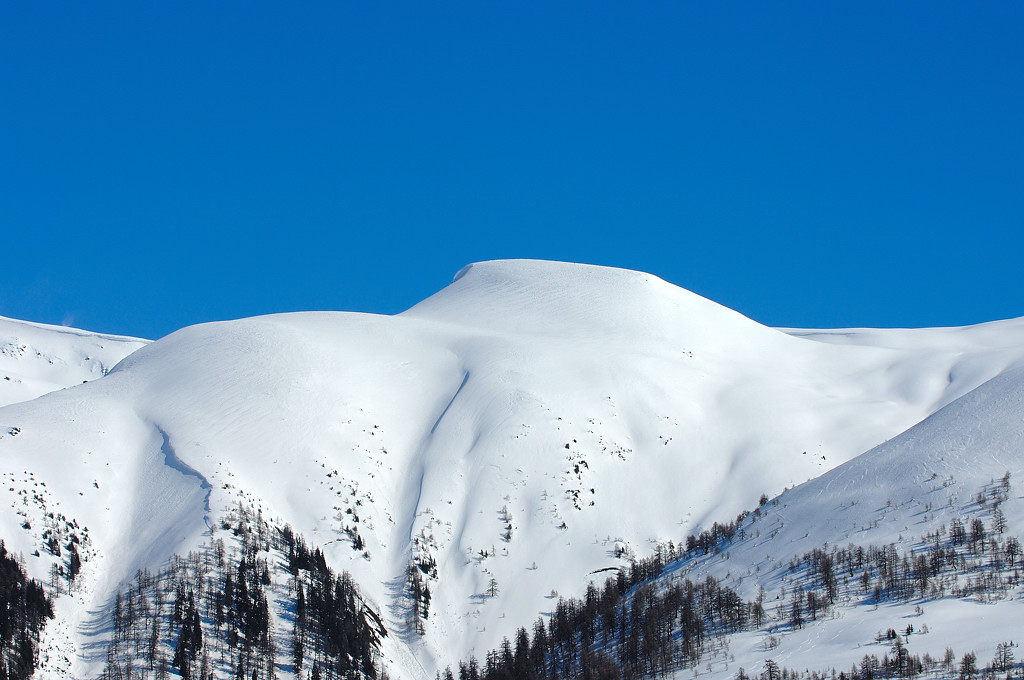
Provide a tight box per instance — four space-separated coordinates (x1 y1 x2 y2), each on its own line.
1 260 1023 680
470 360 1024 680
717 360 1024 676
0 315 147 408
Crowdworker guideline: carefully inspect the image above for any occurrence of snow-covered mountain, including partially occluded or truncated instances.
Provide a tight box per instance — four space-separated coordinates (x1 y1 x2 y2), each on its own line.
1 260 1022 680
0 315 147 408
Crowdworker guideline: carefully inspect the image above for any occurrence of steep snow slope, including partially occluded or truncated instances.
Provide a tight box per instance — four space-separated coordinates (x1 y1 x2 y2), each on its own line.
760 362 1024 553
1 260 1023 678
0 315 147 408
642 361 1024 679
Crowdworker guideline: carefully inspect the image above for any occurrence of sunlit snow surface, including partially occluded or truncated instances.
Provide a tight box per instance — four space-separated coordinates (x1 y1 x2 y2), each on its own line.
1 260 1023 679
0 315 147 408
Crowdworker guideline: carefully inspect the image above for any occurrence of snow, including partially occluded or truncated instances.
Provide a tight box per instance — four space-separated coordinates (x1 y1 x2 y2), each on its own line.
657 360 1024 678
0 315 147 408
1 260 1023 678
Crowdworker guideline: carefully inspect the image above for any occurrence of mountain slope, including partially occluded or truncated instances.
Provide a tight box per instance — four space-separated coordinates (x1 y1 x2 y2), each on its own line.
0 315 147 408
562 360 1024 680
1 260 1022 679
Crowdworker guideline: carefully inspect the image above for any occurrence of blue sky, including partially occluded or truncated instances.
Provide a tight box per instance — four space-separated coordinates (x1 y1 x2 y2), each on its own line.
3 2 1021 340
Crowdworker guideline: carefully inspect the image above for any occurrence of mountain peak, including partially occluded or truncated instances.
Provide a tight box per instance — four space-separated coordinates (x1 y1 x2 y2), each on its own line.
403 259 774 346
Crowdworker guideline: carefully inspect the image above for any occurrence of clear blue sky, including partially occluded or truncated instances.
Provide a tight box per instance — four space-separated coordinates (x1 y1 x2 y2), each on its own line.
3 2 1021 340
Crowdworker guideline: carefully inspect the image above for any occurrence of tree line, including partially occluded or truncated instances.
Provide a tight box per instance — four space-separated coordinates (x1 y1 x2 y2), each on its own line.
437 568 763 680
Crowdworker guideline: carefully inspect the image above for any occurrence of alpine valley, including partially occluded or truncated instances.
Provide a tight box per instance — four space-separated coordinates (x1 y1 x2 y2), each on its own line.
2 260 1023 680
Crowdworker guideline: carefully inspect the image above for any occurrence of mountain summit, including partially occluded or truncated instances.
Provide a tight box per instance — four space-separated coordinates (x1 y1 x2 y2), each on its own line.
402 260 777 345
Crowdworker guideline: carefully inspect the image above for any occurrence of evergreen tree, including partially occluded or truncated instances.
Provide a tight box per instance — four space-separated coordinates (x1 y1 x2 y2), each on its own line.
959 652 977 680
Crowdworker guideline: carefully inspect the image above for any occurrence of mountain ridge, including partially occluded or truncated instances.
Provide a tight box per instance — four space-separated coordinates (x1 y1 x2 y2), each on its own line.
0 314 147 408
